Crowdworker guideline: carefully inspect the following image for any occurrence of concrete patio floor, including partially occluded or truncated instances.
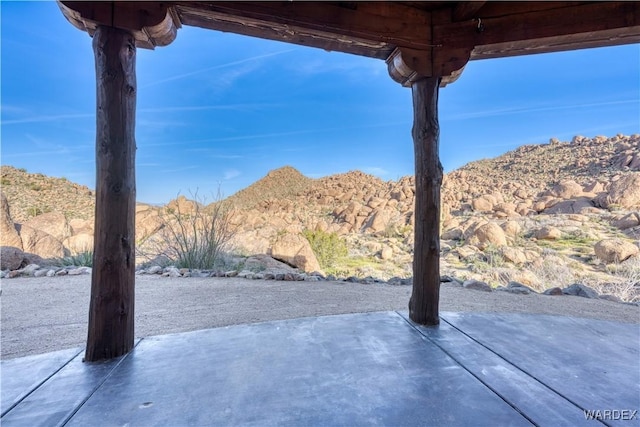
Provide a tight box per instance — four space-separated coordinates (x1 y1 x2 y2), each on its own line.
2 311 639 426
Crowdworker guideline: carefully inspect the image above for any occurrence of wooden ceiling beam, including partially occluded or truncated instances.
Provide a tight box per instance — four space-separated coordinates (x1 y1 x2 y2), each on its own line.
452 2 486 22
173 1 434 59
434 1 640 60
175 2 433 49
58 1 639 82
59 1 179 48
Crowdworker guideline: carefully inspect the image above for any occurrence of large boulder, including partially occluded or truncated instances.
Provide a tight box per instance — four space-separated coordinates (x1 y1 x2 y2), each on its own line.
0 192 22 249
501 247 527 265
472 222 507 248
16 224 65 259
166 195 200 214
595 173 640 209
22 211 71 242
68 218 93 235
136 210 164 241
501 221 522 237
551 180 584 199
594 239 639 264
1 246 25 270
471 195 494 212
543 198 594 214
362 208 394 234
63 233 94 253
231 230 271 255
534 226 562 240
269 233 322 273
611 213 640 230
243 254 297 273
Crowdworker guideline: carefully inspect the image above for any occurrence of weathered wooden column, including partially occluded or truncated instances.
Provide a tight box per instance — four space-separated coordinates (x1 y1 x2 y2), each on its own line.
86 25 137 362
409 77 442 325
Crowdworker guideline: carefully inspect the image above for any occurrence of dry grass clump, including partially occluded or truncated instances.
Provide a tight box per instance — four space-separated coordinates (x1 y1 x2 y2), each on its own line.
526 252 639 302
586 257 640 302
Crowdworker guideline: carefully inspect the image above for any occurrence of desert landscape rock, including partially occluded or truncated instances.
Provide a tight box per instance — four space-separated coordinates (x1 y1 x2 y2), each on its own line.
1 246 25 271
2 134 639 303
269 233 323 273
594 239 639 264
1 192 23 249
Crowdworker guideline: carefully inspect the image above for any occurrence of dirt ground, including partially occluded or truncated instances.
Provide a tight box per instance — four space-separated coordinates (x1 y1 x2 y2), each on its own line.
1 275 638 359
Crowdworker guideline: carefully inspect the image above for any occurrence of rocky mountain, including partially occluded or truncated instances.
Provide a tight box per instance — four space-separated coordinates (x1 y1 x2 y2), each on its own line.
1 166 94 222
2 134 639 301
228 165 313 210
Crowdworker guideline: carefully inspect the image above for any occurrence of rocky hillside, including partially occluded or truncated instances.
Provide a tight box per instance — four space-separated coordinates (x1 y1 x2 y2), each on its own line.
2 134 639 301
442 134 640 208
228 166 313 210
1 166 94 222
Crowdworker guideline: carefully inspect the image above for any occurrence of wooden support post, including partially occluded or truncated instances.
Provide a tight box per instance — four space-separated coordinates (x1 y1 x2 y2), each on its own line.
86 26 137 362
409 76 442 326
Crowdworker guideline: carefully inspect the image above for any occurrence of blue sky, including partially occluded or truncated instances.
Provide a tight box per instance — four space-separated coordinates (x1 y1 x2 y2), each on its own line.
2 2 639 204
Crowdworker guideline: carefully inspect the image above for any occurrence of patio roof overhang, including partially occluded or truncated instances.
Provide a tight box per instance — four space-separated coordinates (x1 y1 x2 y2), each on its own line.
55 1 640 361
59 1 640 86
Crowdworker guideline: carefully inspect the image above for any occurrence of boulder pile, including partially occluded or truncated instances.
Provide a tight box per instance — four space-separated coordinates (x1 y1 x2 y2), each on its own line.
2 134 639 303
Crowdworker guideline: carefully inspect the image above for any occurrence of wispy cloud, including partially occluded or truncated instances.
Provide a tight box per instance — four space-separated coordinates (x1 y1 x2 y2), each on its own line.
292 57 384 79
1 112 93 125
1 104 30 114
178 147 244 159
138 104 279 114
137 118 186 128
223 169 241 180
212 154 243 159
1 134 76 158
446 99 637 121
143 121 410 148
2 149 70 158
141 49 296 89
161 166 199 173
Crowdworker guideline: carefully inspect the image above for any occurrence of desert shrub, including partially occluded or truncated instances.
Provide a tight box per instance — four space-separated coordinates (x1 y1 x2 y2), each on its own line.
26 205 51 218
303 229 348 270
587 256 640 302
57 249 94 267
143 190 237 270
327 255 379 278
528 254 577 291
27 206 42 218
468 244 505 274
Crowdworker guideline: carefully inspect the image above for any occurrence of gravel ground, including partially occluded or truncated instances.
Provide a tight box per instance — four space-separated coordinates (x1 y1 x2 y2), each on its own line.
2 275 638 360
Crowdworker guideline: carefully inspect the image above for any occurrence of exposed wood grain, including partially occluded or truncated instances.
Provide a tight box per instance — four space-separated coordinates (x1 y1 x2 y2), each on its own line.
177 6 392 59
58 1 178 48
59 0 640 71
86 25 137 362
175 1 432 48
471 27 640 59
174 1 432 59
452 1 486 22
434 1 640 54
409 77 442 326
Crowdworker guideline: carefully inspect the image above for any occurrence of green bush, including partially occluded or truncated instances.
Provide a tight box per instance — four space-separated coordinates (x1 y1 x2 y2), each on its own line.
303 229 348 269
57 250 94 267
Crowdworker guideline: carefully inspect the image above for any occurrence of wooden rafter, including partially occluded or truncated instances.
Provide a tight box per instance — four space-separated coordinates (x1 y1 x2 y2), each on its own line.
59 1 640 83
